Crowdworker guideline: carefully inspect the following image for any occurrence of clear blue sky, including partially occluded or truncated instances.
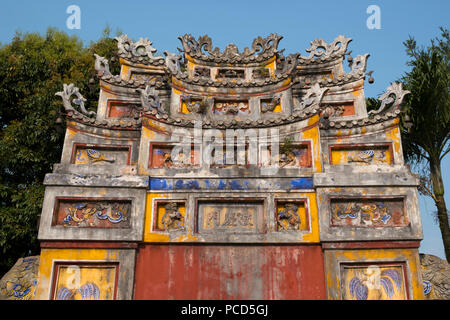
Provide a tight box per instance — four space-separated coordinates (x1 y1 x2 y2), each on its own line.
0 0 449 259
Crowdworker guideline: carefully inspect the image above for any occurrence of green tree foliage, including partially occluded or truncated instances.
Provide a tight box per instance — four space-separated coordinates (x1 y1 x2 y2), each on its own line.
0 27 121 276
400 27 450 261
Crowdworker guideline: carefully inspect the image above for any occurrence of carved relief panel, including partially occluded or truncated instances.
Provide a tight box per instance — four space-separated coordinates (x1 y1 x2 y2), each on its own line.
252 67 270 79
340 263 408 300
330 197 409 227
194 66 211 78
71 144 131 166
329 144 393 165
275 200 309 232
129 72 164 84
216 68 245 79
260 141 312 168
149 143 200 168
106 100 140 119
52 263 118 300
180 94 208 114
297 70 332 85
153 200 186 231
260 96 281 113
209 144 251 168
196 199 264 234
52 198 132 228
317 187 422 242
320 102 355 117
213 99 249 115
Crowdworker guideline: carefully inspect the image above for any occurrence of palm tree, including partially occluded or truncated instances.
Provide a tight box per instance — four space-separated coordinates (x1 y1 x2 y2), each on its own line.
400 27 450 262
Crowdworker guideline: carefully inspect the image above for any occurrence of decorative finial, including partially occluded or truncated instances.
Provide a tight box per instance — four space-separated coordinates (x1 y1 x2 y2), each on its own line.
55 84 96 117
94 54 111 75
163 51 182 75
136 85 167 118
368 82 410 116
295 83 329 111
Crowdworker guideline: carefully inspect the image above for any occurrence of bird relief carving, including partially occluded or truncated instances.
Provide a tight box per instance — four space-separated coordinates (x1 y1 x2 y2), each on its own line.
346 266 406 300
75 148 115 164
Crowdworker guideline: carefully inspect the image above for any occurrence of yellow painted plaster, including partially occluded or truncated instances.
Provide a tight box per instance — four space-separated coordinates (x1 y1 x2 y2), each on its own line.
143 193 170 242
352 89 361 97
385 125 402 155
120 65 130 80
301 192 320 242
67 128 77 140
301 118 322 172
271 102 282 113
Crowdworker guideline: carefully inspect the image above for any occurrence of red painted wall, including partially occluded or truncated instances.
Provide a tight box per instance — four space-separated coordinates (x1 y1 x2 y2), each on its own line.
134 244 326 300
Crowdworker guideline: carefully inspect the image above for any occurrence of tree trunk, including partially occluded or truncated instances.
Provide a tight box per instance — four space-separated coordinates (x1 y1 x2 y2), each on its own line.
430 158 450 262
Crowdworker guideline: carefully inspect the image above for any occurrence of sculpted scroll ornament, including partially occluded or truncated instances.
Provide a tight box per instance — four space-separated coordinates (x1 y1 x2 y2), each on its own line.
178 33 283 62
275 53 299 76
55 83 96 117
136 85 168 118
349 53 370 74
368 82 410 116
115 34 162 61
294 83 328 112
303 35 352 60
